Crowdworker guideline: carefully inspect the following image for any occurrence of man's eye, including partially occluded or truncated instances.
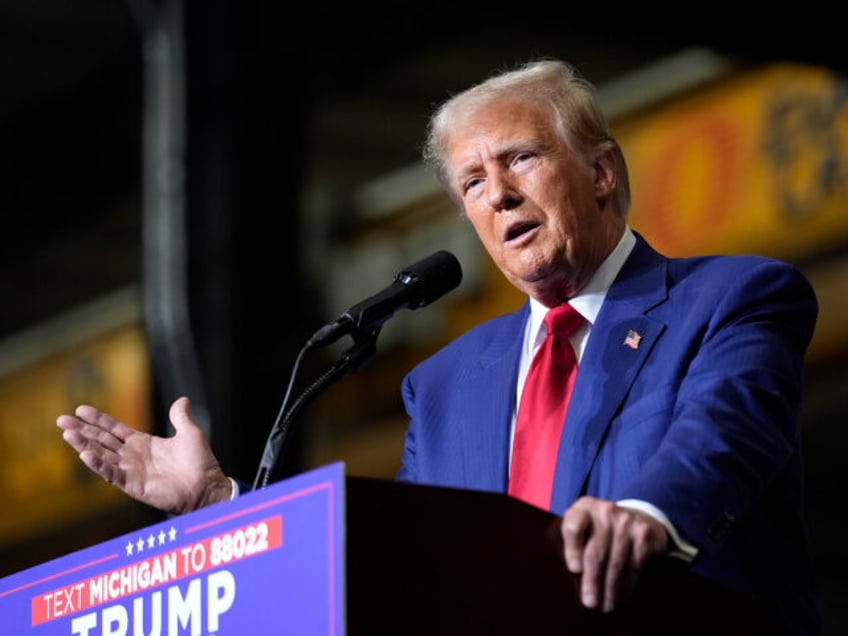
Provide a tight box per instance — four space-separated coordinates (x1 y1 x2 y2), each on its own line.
465 177 484 193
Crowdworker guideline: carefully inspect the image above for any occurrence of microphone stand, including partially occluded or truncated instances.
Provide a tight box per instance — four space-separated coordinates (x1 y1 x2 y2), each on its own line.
251 329 379 491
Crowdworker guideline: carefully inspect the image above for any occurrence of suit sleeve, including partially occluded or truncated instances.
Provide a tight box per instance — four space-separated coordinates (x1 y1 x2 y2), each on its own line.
617 259 818 555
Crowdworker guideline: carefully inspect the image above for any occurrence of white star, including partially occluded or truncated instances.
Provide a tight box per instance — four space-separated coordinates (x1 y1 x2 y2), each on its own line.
136 537 145 553
168 526 177 542
158 530 166 545
125 541 134 556
147 534 156 549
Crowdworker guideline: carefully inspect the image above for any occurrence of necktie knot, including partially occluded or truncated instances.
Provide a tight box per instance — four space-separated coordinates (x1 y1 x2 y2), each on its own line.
544 302 583 339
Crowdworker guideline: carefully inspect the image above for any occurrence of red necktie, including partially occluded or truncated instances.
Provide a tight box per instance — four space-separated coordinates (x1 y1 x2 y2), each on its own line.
508 303 583 509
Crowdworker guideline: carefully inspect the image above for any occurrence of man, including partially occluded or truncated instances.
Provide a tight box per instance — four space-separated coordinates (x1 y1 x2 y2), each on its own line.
58 59 823 634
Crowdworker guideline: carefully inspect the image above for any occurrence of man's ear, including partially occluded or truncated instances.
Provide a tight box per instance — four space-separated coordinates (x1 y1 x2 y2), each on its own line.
593 148 617 200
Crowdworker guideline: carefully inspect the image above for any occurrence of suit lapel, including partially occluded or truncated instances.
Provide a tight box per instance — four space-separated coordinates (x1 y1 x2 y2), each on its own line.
551 236 669 512
456 305 528 492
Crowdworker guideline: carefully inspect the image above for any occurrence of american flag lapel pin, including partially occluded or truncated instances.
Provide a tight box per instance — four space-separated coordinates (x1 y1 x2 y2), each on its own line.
624 329 642 350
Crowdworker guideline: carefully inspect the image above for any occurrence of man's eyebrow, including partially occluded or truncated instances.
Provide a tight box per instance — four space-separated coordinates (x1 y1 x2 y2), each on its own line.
453 160 481 182
455 140 535 177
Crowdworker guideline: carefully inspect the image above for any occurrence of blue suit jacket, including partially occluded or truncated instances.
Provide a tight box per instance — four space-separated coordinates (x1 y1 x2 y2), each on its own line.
396 234 822 634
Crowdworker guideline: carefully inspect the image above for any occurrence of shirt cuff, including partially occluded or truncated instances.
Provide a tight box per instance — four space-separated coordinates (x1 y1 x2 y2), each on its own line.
228 477 239 500
617 498 699 563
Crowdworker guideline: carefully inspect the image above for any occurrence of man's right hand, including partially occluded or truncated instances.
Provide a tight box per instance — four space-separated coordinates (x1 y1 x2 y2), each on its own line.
57 396 233 515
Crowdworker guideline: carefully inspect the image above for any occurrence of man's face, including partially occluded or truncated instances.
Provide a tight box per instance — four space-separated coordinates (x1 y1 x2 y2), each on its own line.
445 98 624 306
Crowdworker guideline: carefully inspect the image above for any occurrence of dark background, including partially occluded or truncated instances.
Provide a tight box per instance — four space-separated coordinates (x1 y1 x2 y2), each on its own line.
1 2 845 631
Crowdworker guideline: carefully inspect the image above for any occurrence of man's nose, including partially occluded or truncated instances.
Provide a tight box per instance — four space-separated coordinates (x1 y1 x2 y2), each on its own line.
487 171 522 210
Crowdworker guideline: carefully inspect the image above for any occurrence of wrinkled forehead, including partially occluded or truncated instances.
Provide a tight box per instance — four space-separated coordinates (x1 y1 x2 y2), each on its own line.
449 94 555 134
442 98 562 172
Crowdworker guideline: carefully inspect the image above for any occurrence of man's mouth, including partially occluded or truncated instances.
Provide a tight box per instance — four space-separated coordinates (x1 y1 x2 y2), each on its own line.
504 220 540 242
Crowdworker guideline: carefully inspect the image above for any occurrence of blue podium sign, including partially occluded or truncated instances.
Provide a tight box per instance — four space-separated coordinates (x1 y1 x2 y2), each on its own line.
0 462 346 635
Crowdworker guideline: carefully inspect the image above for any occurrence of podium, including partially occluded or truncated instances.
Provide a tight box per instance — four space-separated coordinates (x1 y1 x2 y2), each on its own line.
0 463 777 634
346 474 778 635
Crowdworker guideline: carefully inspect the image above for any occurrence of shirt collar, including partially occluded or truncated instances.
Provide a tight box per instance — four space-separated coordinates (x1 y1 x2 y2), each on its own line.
526 226 636 349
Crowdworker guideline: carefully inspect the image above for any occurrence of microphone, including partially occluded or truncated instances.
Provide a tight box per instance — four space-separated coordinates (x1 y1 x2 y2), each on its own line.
307 250 462 348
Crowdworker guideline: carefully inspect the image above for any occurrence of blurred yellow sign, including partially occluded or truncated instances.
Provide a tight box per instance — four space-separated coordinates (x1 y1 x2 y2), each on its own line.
618 63 848 261
0 323 150 545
